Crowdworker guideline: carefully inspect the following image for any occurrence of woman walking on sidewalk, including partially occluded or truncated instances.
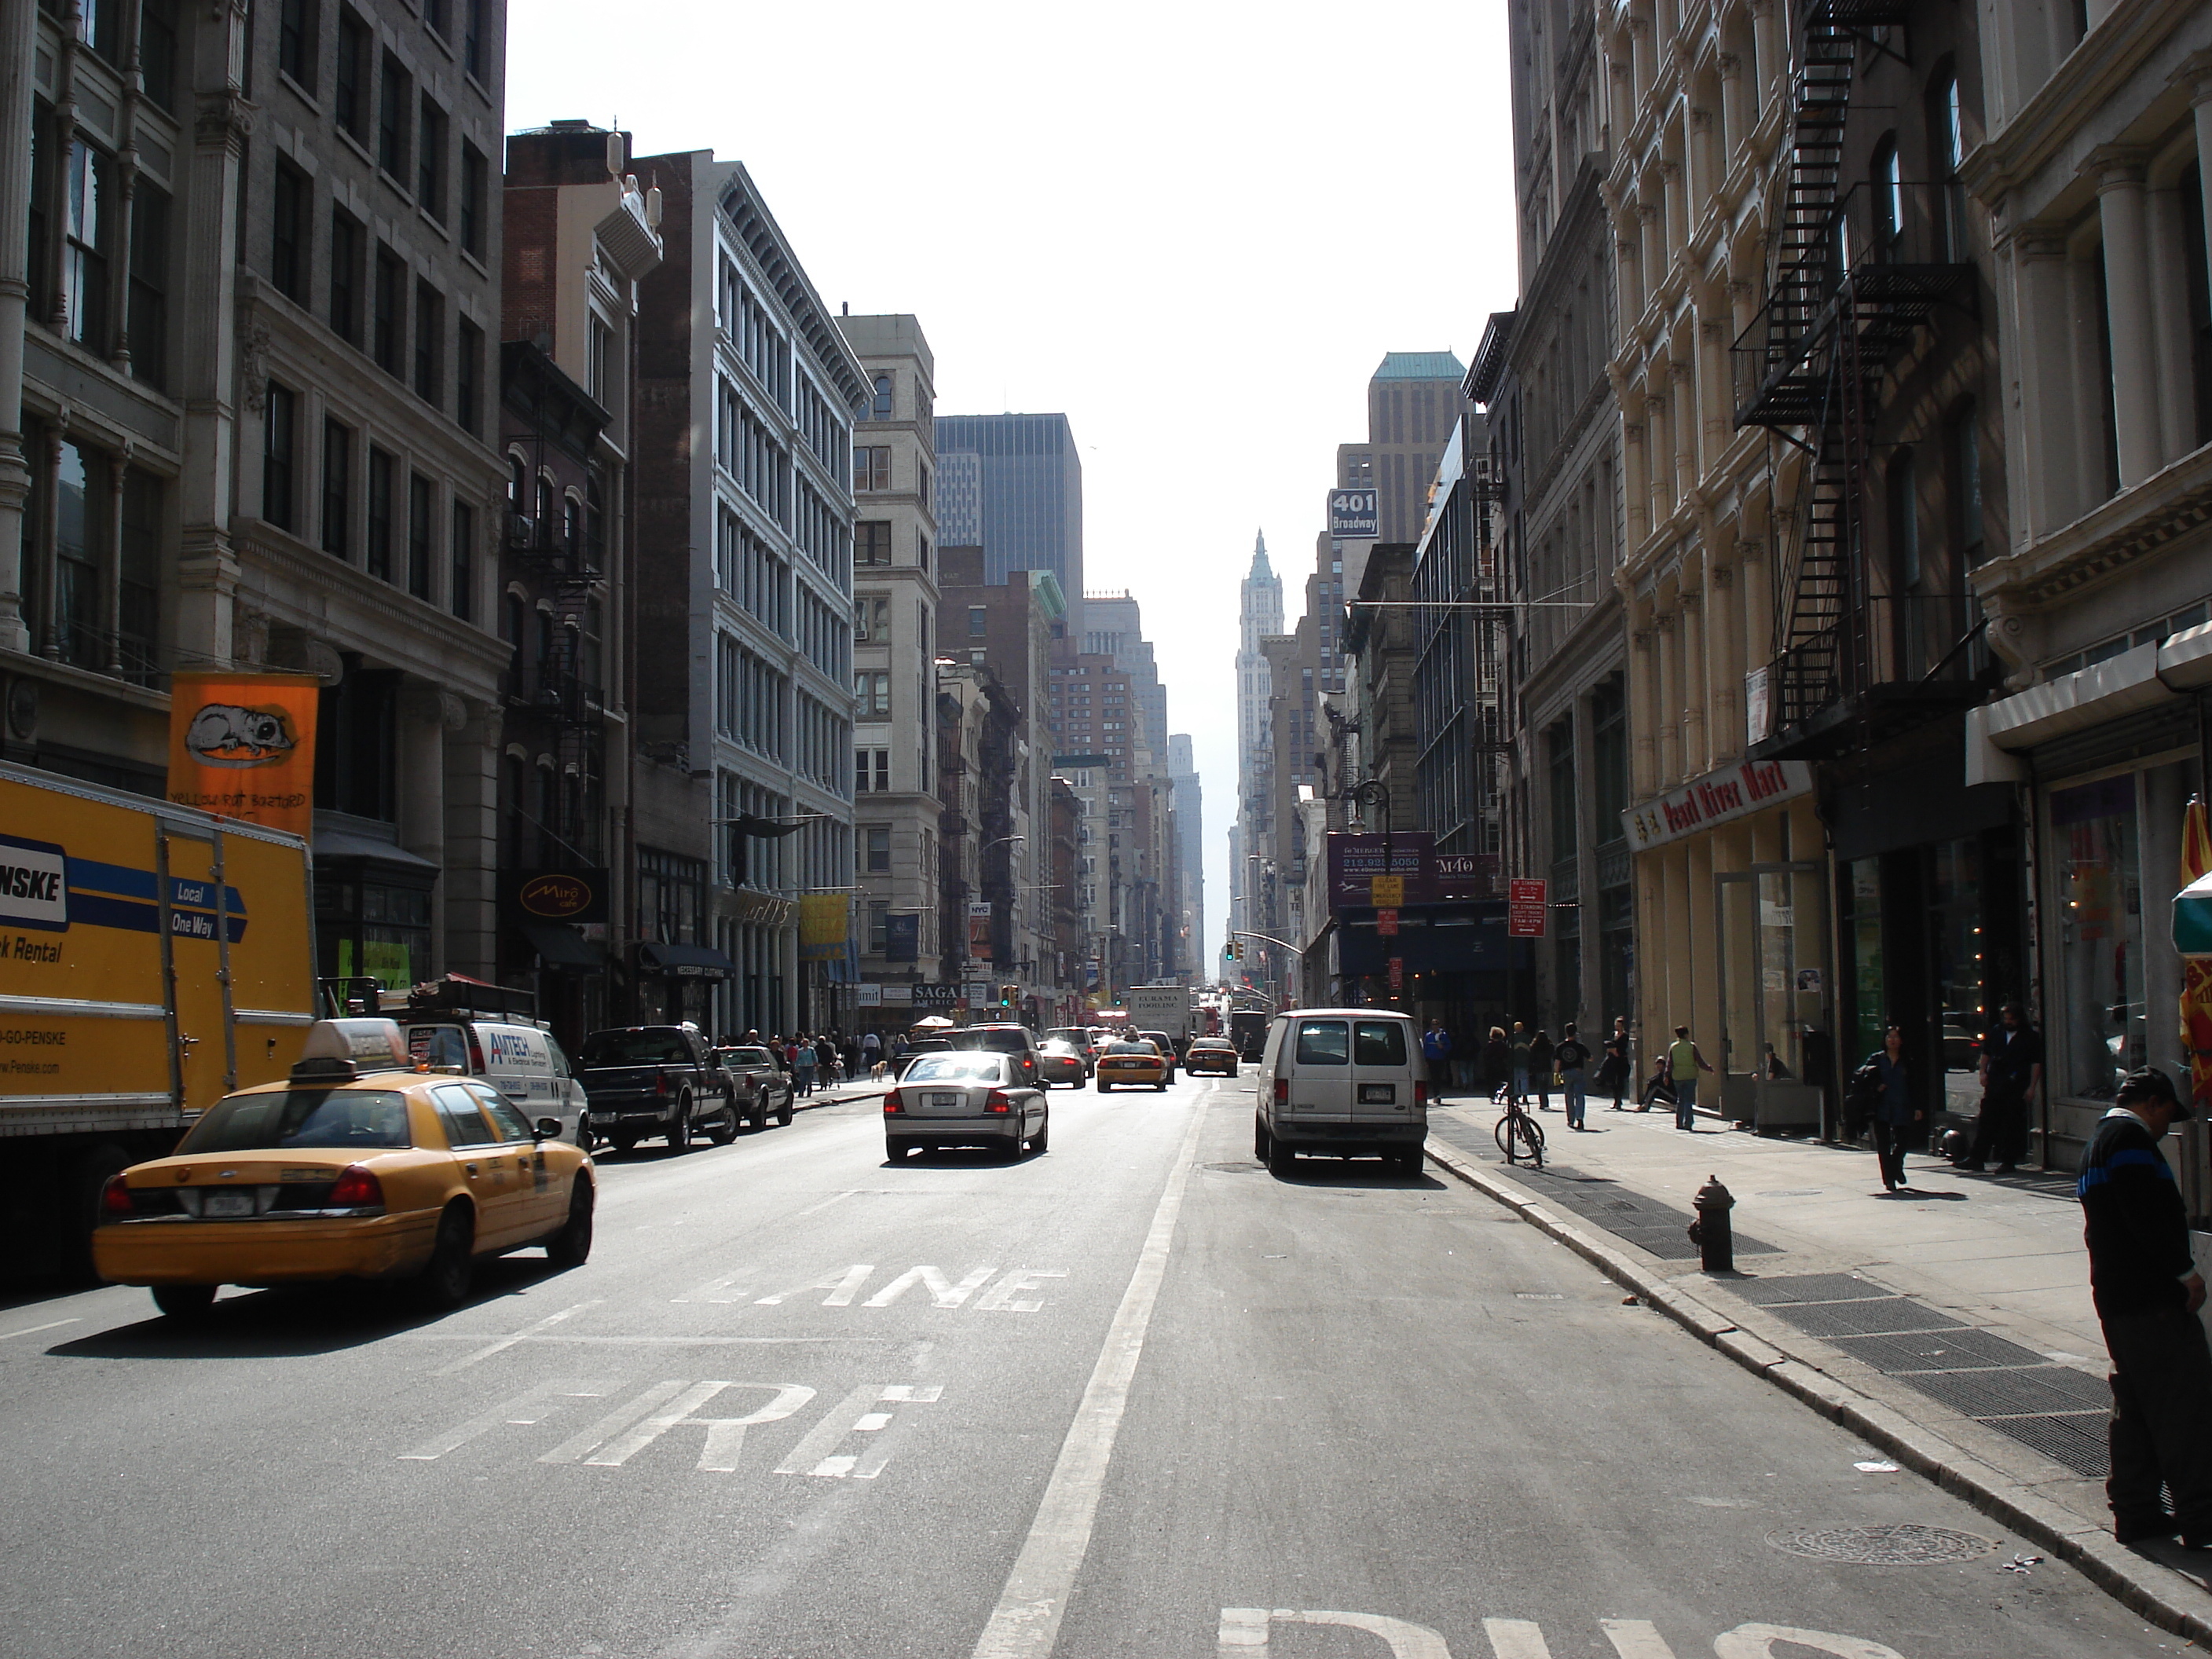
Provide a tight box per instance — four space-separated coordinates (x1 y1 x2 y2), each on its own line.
1863 1024 1922 1191
1557 1023 1591 1130
1600 1016 1632 1110
1529 1028 1555 1111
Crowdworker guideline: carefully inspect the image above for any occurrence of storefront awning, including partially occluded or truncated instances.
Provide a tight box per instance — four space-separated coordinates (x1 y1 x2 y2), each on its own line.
522 923 603 971
2176 872 2212 956
638 940 735 980
1968 620 2212 783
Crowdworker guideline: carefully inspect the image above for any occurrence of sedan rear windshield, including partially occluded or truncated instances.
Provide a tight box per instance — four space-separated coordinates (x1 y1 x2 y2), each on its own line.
178 1089 412 1153
903 1056 1006 1083
717 1048 774 1068
947 1029 1031 1054
579 1031 694 1065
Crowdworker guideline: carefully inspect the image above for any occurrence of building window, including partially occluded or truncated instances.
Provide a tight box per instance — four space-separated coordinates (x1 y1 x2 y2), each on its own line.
1951 401 1985 568
63 139 108 351
413 280 443 405
588 314 611 404
278 0 317 90
128 181 170 391
335 8 368 138
330 209 361 343
854 445 890 491
367 446 394 580
263 384 297 529
1872 135 1903 255
443 497 471 621
855 748 890 793
423 0 449 39
460 143 488 259
855 596 888 641
408 473 433 599
869 901 889 954
140 0 179 112
2050 775 2143 1101
871 373 892 419
377 53 411 184
373 246 403 374
271 163 307 302
855 671 889 718
864 826 891 873
456 318 482 434
461 0 485 82
320 419 351 558
856 521 891 566
416 97 447 220
968 606 988 639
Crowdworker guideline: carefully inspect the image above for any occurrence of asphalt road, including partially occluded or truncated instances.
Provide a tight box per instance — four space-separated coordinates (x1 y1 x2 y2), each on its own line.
0 1075 2175 1657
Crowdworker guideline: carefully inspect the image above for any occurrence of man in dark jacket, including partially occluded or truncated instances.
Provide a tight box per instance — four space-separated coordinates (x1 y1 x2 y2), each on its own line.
2079 1067 2212 1545
1968 1002 2042 1174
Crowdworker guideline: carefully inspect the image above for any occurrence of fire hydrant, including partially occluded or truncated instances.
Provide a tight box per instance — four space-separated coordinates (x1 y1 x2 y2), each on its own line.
1687 1174 1735 1273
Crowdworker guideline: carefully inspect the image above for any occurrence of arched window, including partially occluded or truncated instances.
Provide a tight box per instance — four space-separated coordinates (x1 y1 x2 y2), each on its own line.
871 373 892 420
1872 135 1904 255
562 493 580 553
1930 66 1967 260
507 453 527 511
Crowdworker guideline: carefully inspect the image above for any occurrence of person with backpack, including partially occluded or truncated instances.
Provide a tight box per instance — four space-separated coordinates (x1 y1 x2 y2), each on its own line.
1667 1024 1713 1130
1556 1022 1591 1130
1853 1023 1921 1191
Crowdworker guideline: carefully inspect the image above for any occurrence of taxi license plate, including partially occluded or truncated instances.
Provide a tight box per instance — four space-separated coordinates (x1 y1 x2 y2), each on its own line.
204 1188 255 1218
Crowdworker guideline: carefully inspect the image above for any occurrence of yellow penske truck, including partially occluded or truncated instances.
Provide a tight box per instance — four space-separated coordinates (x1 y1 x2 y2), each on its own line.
0 764 315 1274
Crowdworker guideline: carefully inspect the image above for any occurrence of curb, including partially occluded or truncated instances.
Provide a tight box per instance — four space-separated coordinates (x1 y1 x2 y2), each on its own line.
1424 1134 2212 1646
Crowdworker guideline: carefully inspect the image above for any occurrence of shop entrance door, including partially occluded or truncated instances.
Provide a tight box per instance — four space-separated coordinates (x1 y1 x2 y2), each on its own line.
1715 862 1830 1132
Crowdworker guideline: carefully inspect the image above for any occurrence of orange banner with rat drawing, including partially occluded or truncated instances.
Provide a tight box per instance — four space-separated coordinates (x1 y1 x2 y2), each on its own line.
166 672 320 838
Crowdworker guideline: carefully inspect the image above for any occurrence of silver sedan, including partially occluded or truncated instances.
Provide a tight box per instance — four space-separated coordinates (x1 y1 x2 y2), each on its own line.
884 1053 1049 1161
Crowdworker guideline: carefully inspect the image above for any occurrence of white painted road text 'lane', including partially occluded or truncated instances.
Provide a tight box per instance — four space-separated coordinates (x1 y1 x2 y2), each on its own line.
1218 1610 1909 1659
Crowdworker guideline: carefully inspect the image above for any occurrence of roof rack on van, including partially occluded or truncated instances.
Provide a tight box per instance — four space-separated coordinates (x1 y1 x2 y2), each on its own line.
403 974 540 1022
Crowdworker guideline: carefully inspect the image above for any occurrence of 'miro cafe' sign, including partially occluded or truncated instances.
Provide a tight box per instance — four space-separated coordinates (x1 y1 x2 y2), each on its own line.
1621 757 1811 851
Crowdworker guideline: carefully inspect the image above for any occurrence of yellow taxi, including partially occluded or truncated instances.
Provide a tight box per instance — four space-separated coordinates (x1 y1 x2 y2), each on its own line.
93 1020 595 1320
1094 1038 1170 1092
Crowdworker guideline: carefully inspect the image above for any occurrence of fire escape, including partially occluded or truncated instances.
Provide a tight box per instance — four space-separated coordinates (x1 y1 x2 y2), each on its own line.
1734 1 1977 758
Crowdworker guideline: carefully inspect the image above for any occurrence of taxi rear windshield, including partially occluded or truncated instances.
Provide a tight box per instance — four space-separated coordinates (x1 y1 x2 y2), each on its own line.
178 1090 412 1153
578 1031 693 1065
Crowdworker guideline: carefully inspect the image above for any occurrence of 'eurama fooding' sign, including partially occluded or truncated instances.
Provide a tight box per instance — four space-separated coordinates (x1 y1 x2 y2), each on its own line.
1621 757 1811 851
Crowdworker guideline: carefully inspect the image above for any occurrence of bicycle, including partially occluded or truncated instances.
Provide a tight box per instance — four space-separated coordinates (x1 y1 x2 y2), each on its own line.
1494 1083 1546 1167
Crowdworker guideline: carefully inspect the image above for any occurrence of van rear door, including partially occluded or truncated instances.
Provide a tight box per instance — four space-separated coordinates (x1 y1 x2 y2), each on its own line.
1287 1019 1353 1117
1350 1018 1414 1120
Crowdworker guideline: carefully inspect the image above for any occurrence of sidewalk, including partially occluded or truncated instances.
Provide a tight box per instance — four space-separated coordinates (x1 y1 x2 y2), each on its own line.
1423 1093 2212 1645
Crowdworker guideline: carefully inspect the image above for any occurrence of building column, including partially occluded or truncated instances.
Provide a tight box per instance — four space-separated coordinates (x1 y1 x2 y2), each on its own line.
1679 588 1706 775
1710 555 1741 760
2009 236 2079 538
1629 626 1657 797
103 445 127 672
2089 147 2165 487
0 0 38 652
1655 609 1679 786
31 423 60 659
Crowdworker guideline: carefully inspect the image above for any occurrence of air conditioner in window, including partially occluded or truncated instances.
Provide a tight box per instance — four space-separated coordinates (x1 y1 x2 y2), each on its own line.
507 512 538 549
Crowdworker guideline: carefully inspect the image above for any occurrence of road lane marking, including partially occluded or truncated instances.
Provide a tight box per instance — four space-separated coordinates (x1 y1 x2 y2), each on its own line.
581 1380 816 1472
400 1379 617 1460
863 1265 998 1308
756 1264 874 1306
539 1380 690 1463
1220 1610 1451 1657
1485 1619 1551 1659
672 1273 755 1303
794 1189 861 1218
1600 1621 1677 1658
773 1382 943 1478
433 1300 600 1375
0 1318 79 1341
971 1099 1207 1659
974 1269 1068 1313
1715 1628 1903 1659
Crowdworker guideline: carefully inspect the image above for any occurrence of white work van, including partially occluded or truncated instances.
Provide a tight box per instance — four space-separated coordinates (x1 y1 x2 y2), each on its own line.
405 1019 588 1148
1252 1007 1427 1177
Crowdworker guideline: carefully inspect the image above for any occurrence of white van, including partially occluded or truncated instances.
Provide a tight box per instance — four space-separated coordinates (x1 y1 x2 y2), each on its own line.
405 1020 590 1148
1253 1008 1427 1177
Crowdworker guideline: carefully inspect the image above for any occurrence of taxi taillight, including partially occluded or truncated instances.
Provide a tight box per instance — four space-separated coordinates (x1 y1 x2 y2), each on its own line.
884 1090 906 1115
328 1164 383 1208
984 1090 1013 1114
101 1174 134 1218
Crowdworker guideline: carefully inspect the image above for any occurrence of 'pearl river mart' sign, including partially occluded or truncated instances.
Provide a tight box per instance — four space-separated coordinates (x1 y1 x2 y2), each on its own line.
1621 757 1811 851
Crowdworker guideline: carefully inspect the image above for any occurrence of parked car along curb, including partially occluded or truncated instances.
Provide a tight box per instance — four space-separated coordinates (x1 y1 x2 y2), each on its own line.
1421 1133 2212 1647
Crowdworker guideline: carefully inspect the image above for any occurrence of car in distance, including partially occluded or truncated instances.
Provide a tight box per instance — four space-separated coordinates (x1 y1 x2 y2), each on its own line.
1035 1038 1090 1089
1185 1036 1240 1078
882 1053 1048 1160
1042 1027 1099 1071
1136 1031 1181 1082
93 1019 595 1319
1095 1038 1169 1092
577 1025 739 1152
711 1045 797 1128
943 1022 1044 1087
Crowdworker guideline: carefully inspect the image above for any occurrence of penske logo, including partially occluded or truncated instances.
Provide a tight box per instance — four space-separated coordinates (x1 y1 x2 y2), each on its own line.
0 837 68 932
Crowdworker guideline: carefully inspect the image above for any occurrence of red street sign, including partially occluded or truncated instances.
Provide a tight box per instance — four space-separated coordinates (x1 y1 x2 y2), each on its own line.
1388 957 1404 991
1507 877 1548 938
1376 907 1399 936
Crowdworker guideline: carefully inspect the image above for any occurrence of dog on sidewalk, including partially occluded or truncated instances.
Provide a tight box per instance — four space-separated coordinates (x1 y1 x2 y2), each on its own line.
870 1059 889 1082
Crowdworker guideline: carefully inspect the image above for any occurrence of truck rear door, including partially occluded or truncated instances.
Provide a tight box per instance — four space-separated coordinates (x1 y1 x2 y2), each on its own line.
159 822 240 1108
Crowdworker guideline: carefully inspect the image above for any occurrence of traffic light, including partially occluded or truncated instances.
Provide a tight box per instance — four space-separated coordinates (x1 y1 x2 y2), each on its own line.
1000 983 1018 1009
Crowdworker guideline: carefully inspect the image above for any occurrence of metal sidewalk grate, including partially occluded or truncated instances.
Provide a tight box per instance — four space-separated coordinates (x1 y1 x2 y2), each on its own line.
1980 1412 2110 1481
1769 1298 1967 1338
1830 1328 2051 1372
1895 1365 2112 1419
1731 1273 1893 1305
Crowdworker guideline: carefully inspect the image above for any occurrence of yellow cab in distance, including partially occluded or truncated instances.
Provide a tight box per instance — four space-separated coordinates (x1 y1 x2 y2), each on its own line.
93 1019 595 1320
1094 1038 1170 1092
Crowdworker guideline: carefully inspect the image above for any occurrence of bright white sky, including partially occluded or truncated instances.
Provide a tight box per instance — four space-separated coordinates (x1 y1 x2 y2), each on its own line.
510 0 1521 970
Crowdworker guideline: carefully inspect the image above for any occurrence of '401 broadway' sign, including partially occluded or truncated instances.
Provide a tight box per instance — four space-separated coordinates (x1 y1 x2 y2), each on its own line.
1621 756 1811 851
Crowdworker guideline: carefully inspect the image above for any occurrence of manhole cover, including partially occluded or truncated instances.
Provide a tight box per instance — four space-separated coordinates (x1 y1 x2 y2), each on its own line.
1766 1523 1994 1565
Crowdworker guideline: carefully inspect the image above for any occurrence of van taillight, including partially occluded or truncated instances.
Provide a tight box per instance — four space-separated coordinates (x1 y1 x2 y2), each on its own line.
466 1028 485 1072
328 1164 383 1208
1273 1079 1288 1104
884 1090 906 1115
984 1090 1013 1114
1415 1081 1428 1105
101 1174 134 1218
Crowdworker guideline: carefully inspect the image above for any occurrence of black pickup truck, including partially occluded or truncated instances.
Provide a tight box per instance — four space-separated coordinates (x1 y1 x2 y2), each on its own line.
576 1025 739 1152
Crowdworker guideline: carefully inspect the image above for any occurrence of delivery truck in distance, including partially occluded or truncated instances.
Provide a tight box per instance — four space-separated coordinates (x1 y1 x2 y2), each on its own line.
1125 985 1193 1048
0 764 316 1275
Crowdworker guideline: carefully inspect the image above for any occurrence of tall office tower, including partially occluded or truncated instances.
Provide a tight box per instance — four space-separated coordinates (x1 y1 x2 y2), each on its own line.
632 151 868 1036
840 314 942 1003
1337 354 1471 544
1168 733 1204 976
1079 591 1181 981
1229 534 1282 950
933 413 1083 638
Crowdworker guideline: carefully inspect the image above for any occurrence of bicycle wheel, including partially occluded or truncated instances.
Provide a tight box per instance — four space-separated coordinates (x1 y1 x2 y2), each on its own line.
1518 1111 1547 1166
